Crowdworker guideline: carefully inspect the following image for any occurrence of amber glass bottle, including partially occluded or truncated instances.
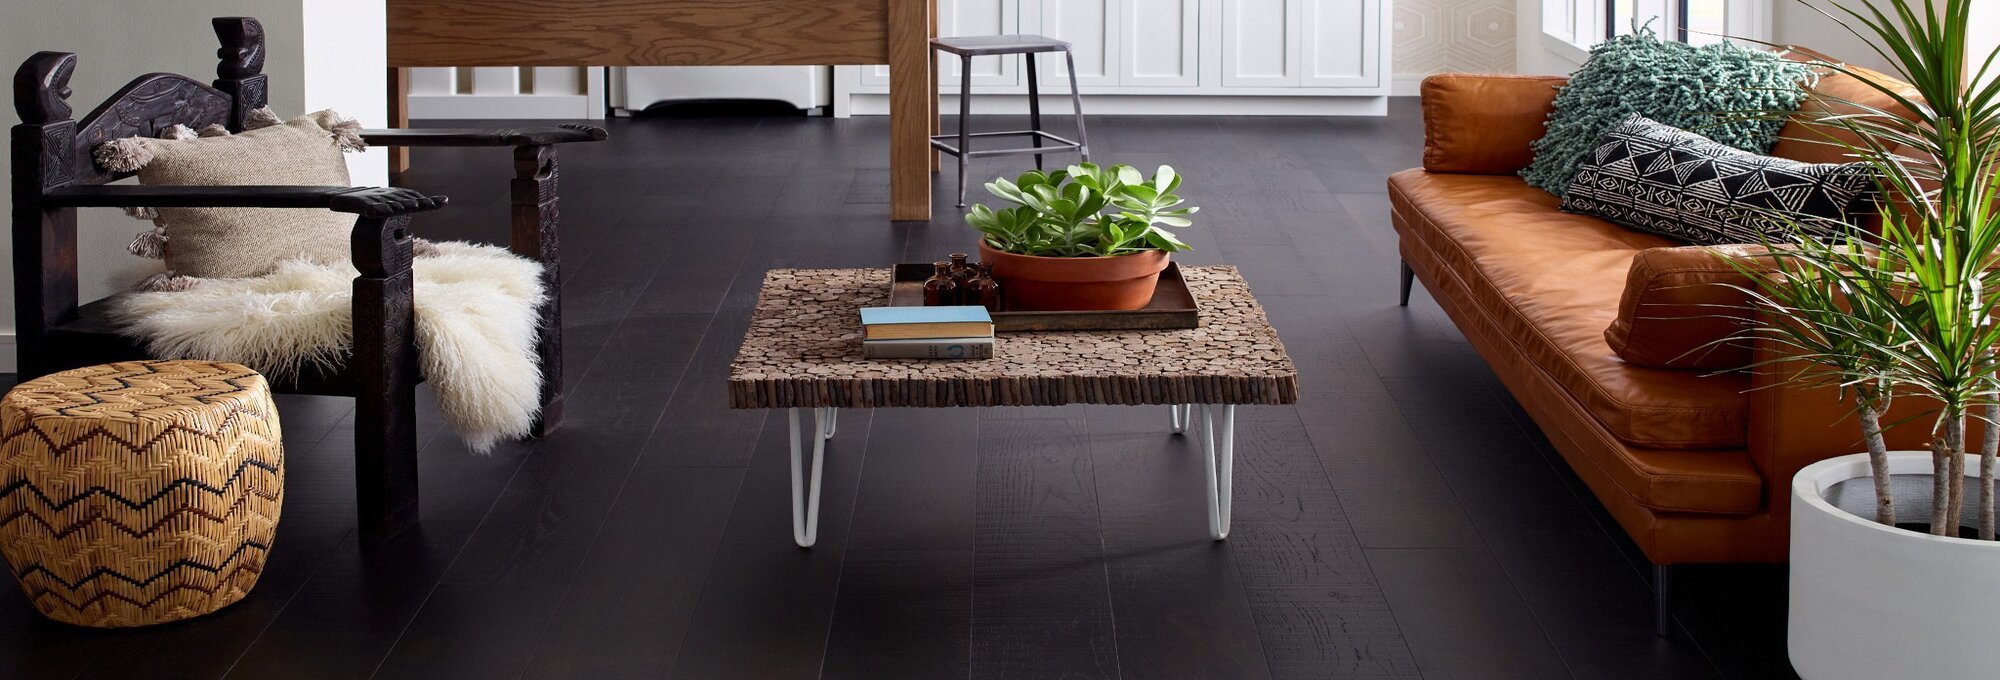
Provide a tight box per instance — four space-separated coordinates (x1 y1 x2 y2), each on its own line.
967 262 1003 311
947 252 975 288
922 261 959 306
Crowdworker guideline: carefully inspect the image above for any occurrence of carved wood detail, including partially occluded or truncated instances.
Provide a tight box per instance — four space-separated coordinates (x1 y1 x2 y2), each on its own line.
349 215 421 535
72 74 232 184
511 144 563 435
13 51 77 125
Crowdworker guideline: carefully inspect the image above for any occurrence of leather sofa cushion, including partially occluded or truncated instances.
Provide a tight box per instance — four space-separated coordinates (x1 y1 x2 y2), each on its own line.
1389 169 1750 449
1605 245 1764 370
1420 74 1567 175
1770 59 1914 165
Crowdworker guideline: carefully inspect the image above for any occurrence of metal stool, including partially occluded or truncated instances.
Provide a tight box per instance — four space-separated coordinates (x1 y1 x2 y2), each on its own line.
930 34 1092 207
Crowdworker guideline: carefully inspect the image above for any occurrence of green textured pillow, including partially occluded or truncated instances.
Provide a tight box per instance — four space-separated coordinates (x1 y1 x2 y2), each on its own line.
1523 28 1816 197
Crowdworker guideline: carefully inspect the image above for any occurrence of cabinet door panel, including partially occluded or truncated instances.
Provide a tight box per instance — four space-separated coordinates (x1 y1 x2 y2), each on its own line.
861 0 1019 89
1036 0 1120 87
1120 0 1199 86
1300 0 1378 87
1220 0 1299 86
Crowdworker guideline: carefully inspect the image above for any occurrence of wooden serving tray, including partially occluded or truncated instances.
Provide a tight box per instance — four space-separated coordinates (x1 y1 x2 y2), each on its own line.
888 262 1201 332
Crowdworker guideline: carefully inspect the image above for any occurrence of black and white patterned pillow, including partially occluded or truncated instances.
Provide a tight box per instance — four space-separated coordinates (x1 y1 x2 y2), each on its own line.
1561 115 1876 245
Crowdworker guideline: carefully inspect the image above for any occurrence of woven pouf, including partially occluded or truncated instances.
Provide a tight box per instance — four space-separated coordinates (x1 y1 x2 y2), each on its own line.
0 360 283 627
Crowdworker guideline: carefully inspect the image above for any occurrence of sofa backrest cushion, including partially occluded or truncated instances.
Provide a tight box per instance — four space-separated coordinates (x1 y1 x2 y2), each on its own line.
1769 51 1916 165
1420 74 1568 175
1605 245 1766 370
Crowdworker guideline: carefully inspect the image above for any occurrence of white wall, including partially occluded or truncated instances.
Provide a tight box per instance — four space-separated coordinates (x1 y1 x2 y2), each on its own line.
1395 0 1521 90
1514 0 1589 74
1770 1 1893 72
0 0 385 371
1973 1 1997 85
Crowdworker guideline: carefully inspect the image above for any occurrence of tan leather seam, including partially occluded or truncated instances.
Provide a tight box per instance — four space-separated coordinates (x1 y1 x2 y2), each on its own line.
1402 227 1761 513
1391 180 1748 421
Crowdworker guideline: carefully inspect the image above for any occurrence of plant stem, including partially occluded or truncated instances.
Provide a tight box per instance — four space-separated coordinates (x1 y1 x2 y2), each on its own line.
1933 417 1963 536
1949 428 1966 533
1859 402 1897 525
1984 402 1998 539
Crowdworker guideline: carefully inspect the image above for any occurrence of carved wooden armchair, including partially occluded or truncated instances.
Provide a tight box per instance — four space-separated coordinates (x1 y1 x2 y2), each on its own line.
9 17 606 534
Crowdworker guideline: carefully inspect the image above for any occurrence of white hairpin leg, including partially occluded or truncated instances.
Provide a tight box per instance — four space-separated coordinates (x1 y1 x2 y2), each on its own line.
1170 404 1191 434
1198 404 1236 540
788 407 835 548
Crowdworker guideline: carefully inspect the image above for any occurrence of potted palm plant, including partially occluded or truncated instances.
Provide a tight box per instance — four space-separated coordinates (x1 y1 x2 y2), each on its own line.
965 163 1196 311
1724 1 2000 677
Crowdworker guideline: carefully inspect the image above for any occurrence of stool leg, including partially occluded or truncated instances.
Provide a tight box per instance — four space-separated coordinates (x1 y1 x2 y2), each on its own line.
957 54 974 208
1064 50 1090 162
1025 52 1044 171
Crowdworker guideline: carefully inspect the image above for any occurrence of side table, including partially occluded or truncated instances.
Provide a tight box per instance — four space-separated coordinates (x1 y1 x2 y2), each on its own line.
729 266 1298 547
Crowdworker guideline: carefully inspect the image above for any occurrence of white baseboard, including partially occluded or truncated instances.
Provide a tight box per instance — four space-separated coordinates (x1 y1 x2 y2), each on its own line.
0 334 17 374
840 93 1390 116
409 94 598 120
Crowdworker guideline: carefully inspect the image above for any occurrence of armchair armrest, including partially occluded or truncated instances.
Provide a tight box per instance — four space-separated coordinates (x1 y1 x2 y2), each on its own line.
360 123 608 148
1420 74 1567 175
44 185 448 219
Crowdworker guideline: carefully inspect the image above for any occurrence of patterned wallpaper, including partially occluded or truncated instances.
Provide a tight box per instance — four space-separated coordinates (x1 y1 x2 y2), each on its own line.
1394 0 1517 78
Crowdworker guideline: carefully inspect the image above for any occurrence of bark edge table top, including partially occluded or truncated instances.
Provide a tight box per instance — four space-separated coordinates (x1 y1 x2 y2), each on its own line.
729 265 1298 409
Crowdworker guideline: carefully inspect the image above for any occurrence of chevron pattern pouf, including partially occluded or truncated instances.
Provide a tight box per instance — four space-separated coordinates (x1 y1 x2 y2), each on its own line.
0 360 283 627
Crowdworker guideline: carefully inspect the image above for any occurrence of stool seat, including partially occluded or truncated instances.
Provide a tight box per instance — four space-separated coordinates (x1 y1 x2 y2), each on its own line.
931 35 1093 206
930 34 1072 56
0 360 283 627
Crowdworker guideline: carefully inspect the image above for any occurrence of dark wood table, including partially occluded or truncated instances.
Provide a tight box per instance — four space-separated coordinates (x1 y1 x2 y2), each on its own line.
728 266 1299 546
386 0 941 220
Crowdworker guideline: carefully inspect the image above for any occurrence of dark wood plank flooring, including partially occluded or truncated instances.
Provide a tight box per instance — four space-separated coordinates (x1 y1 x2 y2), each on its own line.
0 102 1796 679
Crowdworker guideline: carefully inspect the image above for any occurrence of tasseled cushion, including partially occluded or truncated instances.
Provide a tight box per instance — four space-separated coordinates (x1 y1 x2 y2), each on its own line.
88 108 369 278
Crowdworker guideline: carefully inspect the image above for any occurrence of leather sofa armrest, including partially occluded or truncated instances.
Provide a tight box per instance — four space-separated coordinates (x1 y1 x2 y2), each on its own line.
1605 245 1765 371
1420 74 1568 175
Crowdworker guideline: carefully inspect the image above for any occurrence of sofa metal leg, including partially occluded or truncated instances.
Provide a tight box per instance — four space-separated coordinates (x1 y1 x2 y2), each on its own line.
1398 260 1415 307
1654 564 1674 637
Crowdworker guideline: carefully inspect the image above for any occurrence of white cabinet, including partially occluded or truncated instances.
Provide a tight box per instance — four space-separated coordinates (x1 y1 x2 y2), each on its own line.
1300 0 1381 87
860 0 1021 92
835 0 1390 115
1121 0 1201 87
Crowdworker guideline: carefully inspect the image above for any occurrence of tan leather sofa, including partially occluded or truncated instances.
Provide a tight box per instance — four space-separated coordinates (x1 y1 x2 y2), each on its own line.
1389 62 1919 631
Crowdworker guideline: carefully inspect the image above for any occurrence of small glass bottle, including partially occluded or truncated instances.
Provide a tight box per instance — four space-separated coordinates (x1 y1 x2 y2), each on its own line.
948 252 975 283
967 262 1003 312
922 261 959 306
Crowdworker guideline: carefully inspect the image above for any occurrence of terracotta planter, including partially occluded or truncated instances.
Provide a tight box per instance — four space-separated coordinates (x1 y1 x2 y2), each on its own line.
977 241 1169 311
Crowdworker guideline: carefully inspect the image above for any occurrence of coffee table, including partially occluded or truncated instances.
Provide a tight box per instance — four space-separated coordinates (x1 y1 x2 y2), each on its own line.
729 265 1298 547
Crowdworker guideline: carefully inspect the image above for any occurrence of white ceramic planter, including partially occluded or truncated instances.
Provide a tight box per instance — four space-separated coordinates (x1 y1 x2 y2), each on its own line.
1789 451 2000 680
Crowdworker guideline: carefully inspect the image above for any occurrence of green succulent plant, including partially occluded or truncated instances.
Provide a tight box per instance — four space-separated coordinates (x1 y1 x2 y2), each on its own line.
965 163 1197 257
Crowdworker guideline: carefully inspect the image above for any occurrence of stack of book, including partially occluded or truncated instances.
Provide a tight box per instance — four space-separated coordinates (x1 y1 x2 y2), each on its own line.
859 306 995 359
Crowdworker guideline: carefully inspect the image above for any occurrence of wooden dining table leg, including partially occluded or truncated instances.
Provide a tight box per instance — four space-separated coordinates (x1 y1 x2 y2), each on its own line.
888 0 935 221
929 4 941 172
388 67 410 175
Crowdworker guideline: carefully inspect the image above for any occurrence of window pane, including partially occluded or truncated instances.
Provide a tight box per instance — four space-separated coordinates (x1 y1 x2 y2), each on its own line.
1611 0 1637 37
1685 0 1728 45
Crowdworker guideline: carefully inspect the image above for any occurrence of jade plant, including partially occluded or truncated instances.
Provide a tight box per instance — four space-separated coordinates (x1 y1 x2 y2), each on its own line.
965 163 1197 257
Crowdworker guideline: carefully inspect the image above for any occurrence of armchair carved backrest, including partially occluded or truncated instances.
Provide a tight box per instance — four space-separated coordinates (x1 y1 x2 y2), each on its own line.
11 17 289 381
16 18 269 190
11 15 604 536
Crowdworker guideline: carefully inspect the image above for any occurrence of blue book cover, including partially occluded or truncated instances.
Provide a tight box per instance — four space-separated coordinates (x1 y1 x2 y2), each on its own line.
859 306 992 326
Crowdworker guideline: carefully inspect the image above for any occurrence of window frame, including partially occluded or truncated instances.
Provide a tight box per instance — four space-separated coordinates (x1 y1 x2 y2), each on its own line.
1540 0 1770 58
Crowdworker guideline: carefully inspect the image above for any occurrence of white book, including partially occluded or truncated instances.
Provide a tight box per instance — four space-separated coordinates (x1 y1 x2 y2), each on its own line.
862 337 995 359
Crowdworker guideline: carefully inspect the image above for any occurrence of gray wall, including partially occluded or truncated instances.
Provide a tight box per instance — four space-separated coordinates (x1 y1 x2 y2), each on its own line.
1 0 385 371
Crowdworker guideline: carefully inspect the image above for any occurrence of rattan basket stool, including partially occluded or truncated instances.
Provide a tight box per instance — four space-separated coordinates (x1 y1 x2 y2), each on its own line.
0 360 283 627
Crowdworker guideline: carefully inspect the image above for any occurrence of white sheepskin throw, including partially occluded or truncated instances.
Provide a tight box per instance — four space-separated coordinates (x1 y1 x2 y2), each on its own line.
111 241 547 453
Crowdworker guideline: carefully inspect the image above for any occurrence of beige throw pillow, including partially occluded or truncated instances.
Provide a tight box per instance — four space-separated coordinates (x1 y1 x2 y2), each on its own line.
98 110 362 279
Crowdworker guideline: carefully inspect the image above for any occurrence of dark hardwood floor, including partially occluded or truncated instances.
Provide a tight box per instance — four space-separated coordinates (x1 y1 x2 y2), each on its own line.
0 101 1797 679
